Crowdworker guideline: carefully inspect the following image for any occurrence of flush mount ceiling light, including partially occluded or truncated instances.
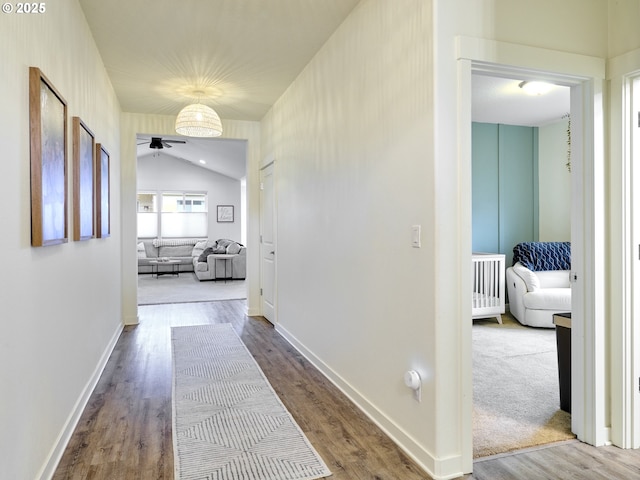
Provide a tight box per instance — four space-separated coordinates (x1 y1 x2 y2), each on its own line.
175 91 223 138
518 81 554 96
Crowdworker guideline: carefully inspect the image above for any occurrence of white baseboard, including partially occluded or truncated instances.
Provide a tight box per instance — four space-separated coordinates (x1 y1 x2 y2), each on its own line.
38 322 124 480
275 323 464 480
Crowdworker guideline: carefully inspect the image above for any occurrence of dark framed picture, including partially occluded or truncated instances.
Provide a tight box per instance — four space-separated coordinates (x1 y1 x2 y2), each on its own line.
29 67 68 247
217 205 234 222
96 143 110 238
72 117 95 241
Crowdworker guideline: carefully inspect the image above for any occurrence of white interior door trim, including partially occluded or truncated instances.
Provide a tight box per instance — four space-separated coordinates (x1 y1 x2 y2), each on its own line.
457 36 607 466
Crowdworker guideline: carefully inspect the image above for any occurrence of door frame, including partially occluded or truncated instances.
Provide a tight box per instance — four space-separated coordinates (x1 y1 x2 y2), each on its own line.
457 37 607 468
609 68 640 448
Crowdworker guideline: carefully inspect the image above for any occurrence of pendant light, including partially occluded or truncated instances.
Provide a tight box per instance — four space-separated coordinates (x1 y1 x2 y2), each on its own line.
175 91 223 137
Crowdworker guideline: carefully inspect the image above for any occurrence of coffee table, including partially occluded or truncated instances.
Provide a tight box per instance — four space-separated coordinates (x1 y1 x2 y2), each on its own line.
148 259 181 278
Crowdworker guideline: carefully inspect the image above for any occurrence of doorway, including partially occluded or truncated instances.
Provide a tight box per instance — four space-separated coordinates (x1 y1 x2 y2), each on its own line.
470 74 573 457
458 45 607 470
134 133 248 306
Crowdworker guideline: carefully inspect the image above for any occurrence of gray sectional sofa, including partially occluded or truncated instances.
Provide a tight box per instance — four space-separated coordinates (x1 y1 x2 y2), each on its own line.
137 238 246 280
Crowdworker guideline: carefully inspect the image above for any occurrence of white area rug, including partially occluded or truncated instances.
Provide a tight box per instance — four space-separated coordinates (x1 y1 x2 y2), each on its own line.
138 273 246 305
172 324 332 480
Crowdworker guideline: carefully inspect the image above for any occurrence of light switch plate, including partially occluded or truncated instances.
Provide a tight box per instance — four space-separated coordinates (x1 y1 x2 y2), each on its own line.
412 225 421 248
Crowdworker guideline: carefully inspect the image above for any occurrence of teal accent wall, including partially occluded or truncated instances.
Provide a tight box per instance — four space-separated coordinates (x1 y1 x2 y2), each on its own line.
472 123 539 267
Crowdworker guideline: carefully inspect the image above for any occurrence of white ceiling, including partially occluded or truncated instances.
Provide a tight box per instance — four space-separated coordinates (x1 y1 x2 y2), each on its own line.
81 1 569 177
79 0 361 178
472 74 570 127
79 0 361 121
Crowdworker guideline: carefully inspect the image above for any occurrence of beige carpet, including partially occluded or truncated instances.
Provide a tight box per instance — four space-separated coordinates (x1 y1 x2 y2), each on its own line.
473 314 575 458
138 272 246 305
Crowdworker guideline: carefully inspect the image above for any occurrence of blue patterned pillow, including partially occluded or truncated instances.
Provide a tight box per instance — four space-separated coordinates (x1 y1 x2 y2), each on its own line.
512 242 571 271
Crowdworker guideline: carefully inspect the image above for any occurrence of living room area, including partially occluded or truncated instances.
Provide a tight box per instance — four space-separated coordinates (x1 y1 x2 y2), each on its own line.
136 134 248 305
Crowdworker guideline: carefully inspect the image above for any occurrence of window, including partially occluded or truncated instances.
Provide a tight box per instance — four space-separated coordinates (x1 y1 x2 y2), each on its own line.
137 192 158 237
137 191 207 238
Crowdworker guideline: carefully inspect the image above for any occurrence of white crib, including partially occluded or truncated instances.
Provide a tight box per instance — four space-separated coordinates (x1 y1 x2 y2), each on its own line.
472 253 505 324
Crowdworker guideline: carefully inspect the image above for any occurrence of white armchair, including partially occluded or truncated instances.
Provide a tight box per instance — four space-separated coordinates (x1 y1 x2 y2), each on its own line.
506 242 572 328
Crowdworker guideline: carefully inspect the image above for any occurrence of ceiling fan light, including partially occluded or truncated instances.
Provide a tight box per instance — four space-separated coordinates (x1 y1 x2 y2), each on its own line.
518 81 553 96
149 137 163 149
175 103 223 138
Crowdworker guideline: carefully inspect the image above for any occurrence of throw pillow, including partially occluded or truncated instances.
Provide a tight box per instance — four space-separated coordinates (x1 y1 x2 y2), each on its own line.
192 240 208 257
137 242 147 259
198 247 214 263
226 242 241 254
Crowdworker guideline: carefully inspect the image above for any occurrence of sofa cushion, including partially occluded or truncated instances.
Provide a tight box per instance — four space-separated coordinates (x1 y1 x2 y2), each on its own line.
512 242 571 271
159 244 194 257
137 242 147 259
536 270 571 288
523 288 571 311
194 261 208 272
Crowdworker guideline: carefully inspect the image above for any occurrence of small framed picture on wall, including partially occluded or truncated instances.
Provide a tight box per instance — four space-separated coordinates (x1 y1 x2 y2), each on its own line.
217 205 234 222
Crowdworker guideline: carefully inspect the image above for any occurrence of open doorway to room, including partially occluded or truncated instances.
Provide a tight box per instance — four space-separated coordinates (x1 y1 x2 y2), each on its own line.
135 134 248 305
470 73 575 458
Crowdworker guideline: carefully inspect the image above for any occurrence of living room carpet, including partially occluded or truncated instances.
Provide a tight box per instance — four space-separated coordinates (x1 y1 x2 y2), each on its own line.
138 273 246 305
473 314 575 458
171 324 332 480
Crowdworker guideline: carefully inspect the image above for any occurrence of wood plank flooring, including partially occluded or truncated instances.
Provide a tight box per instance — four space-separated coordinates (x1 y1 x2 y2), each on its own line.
52 300 428 479
53 300 640 480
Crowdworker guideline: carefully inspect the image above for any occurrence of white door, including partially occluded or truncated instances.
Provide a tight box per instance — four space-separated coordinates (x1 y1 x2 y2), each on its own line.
260 162 276 323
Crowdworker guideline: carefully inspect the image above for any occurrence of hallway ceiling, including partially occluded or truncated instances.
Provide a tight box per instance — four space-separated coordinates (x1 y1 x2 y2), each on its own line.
79 0 360 121
80 0 360 178
80 2 566 176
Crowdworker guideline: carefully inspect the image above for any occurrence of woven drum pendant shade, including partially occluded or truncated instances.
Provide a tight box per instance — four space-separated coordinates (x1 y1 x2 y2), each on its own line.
175 103 223 137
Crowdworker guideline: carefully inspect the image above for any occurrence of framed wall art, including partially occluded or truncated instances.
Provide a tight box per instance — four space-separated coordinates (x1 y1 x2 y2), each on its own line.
217 205 234 222
29 66 68 247
95 143 110 238
72 116 95 241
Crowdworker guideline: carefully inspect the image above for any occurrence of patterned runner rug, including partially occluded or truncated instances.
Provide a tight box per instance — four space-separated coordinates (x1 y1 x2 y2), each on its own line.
171 324 332 480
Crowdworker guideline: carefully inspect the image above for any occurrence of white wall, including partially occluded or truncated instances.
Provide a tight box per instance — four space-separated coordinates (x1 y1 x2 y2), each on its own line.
0 1 122 478
261 0 610 478
261 0 440 474
538 120 571 241
137 153 242 241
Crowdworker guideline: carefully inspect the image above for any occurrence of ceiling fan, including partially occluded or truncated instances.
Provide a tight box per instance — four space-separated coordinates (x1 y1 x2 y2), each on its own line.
137 137 186 149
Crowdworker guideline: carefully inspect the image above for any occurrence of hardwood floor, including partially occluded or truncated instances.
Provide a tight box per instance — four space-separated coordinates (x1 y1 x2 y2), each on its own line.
53 300 640 480
53 300 429 479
